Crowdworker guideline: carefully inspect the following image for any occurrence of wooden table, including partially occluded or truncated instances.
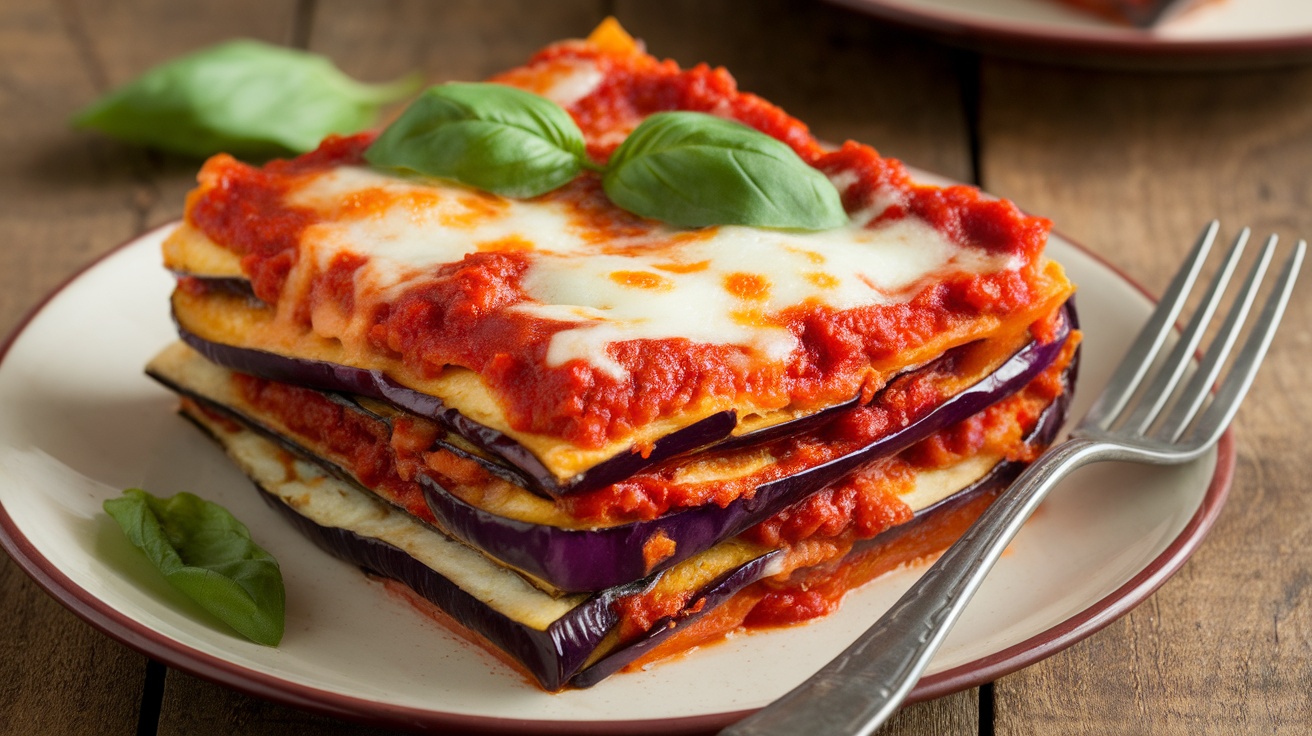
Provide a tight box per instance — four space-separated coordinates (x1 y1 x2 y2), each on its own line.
3 1 1310 733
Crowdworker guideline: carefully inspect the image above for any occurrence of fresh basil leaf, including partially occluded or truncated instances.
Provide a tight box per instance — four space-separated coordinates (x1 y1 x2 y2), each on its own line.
364 82 588 198
103 488 284 646
73 39 420 158
603 111 848 230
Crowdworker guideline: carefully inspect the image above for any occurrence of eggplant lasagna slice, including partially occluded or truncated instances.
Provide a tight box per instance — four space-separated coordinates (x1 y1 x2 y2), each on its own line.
150 20 1080 690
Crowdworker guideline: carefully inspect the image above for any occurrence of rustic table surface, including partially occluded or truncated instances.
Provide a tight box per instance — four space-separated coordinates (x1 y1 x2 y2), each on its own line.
3 1 1311 734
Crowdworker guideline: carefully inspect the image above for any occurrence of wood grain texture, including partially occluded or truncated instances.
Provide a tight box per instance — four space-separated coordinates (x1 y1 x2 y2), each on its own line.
156 671 405 736
310 0 607 87
0 560 143 736
978 59 1312 736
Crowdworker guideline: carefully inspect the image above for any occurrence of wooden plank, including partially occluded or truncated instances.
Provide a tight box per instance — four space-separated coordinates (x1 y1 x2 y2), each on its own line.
157 671 404 736
978 59 1312 735
308 0 607 85
885 690 981 736
0 1 298 734
0 562 143 735
0 0 140 336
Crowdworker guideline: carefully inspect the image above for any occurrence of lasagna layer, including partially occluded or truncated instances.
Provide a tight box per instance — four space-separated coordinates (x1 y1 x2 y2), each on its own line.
165 23 1073 491
173 364 1069 690
149 321 1075 592
151 21 1081 690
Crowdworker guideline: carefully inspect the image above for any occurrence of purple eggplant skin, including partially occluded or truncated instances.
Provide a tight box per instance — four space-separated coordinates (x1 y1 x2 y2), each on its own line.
175 320 738 498
175 297 1070 500
570 363 1073 688
417 304 1076 592
173 408 625 691
251 474 650 692
571 549 784 688
168 337 1070 692
173 393 666 692
159 330 1061 596
176 392 774 691
200 389 1063 692
266 476 784 692
169 391 674 690
571 457 1021 688
173 273 260 301
174 307 1071 593
177 302 1075 592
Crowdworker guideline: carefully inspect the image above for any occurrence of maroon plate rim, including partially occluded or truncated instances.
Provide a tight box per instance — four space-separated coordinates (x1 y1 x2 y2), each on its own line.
825 0 1312 68
0 223 1234 735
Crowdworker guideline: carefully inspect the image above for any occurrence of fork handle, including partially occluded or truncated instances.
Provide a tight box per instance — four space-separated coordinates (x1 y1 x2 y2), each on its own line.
721 438 1111 736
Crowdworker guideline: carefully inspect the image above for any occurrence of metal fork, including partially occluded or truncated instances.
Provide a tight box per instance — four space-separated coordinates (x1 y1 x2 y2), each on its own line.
723 222 1305 736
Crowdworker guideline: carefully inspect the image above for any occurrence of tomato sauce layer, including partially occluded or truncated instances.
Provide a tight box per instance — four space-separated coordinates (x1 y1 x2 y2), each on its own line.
225 330 1071 653
617 479 1006 674
229 330 1071 532
183 36 1063 452
560 345 952 520
233 372 441 525
608 338 1075 641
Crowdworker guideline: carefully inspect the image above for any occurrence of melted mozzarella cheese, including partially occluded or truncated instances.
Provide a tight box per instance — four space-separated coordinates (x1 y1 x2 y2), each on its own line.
537 58 606 108
285 166 1013 378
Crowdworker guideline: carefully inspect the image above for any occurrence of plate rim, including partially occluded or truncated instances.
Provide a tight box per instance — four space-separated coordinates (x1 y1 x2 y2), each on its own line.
0 222 1234 735
825 0 1312 67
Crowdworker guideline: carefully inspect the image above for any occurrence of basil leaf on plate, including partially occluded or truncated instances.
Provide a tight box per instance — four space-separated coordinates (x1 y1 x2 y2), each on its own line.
602 111 848 230
364 82 589 198
73 39 420 158
103 488 285 646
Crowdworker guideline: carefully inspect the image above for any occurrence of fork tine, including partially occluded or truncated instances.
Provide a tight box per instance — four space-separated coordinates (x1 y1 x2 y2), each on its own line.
1084 220 1220 429
1121 228 1250 434
1182 239 1305 450
1153 233 1276 441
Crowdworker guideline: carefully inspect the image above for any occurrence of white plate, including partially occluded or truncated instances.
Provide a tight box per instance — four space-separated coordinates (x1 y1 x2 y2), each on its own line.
828 0 1312 66
0 224 1230 733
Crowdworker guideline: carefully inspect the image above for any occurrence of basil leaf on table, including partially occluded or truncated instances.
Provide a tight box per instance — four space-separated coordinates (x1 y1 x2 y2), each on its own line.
73 39 420 158
603 111 848 230
365 82 589 198
103 488 285 646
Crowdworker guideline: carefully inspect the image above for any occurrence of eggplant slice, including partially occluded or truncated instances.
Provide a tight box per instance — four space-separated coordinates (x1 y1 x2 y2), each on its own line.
150 302 1073 592
169 234 1074 498
177 374 1069 690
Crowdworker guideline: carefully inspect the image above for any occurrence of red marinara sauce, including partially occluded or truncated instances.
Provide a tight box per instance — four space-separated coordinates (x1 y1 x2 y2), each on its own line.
183 37 1059 451
608 339 1076 636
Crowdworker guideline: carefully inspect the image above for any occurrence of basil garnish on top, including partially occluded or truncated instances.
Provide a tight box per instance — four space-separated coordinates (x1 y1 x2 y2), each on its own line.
366 83 847 231
364 82 591 198
73 40 420 158
602 111 848 230
103 488 285 646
